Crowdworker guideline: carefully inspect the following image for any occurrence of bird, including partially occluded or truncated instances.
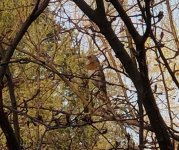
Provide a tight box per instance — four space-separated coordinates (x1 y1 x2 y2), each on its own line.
85 54 107 94
85 55 131 138
85 54 114 111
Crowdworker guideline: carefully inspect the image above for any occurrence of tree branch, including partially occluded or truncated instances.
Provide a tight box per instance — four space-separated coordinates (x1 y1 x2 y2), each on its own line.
0 0 50 82
109 0 142 44
72 0 142 92
142 0 152 43
5 67 20 144
95 0 106 16
0 0 50 149
73 0 95 21
151 32 179 88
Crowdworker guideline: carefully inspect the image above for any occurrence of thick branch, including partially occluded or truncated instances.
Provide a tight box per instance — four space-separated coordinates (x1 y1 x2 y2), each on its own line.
0 0 50 149
109 0 142 44
5 67 20 143
73 0 142 92
0 0 50 82
73 0 173 149
95 0 106 16
73 0 95 20
142 0 152 43
0 85 20 150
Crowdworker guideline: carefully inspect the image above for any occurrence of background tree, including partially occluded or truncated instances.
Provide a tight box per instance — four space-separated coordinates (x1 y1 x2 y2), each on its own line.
0 0 179 150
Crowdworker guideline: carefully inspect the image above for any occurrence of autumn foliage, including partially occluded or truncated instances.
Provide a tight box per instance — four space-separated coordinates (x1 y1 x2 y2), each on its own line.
0 0 178 149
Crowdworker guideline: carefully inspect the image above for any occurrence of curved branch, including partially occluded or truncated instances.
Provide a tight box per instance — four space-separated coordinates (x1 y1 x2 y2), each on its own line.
0 0 50 81
109 0 142 44
0 0 50 149
150 33 179 88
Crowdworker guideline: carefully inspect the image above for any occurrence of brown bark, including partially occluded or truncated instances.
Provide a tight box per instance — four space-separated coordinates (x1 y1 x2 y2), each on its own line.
0 84 20 150
5 67 20 143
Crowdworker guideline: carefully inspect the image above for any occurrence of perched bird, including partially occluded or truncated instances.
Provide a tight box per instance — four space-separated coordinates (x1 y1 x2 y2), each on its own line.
85 55 130 138
85 54 118 118
85 54 114 111
85 55 107 94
